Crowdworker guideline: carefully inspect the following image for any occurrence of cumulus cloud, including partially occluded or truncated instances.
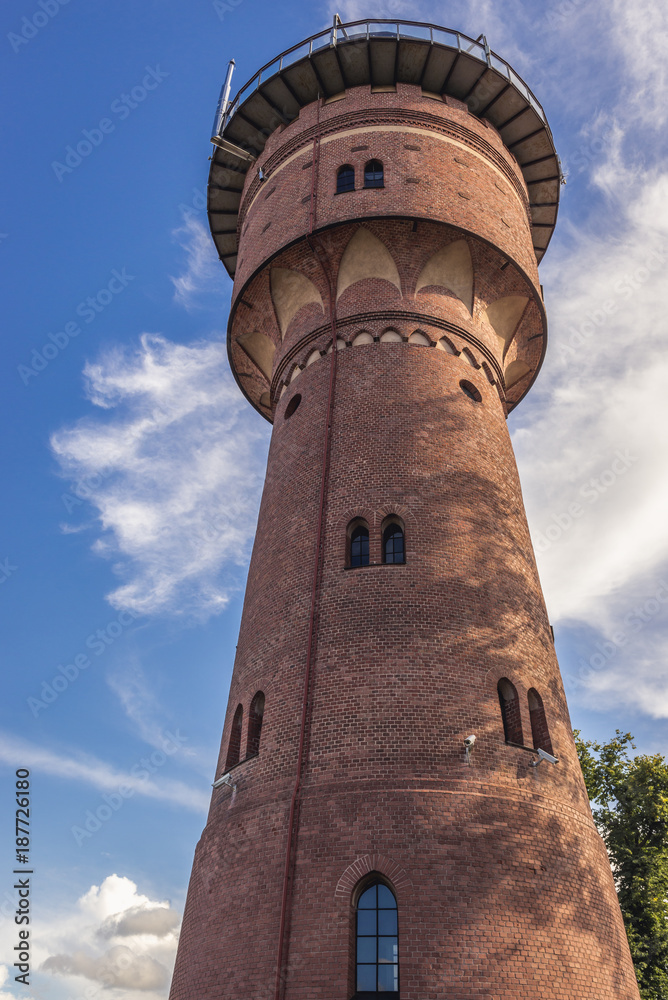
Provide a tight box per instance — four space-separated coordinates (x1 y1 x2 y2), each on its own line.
43 947 167 991
40 876 179 997
51 333 269 620
99 906 180 940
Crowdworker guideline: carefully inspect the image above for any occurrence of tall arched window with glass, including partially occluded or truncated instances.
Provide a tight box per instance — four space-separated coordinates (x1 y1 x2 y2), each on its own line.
356 881 399 994
350 523 370 567
382 520 405 564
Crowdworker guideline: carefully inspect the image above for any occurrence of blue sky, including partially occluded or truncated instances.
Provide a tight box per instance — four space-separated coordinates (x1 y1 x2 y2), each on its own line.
1 0 667 997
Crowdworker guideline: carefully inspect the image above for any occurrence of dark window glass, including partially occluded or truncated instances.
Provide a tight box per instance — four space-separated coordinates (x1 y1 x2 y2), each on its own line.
383 524 404 564
364 159 384 188
351 525 370 567
528 688 553 755
225 704 243 771
498 678 523 745
356 881 399 994
337 164 355 193
246 691 265 757
460 379 482 402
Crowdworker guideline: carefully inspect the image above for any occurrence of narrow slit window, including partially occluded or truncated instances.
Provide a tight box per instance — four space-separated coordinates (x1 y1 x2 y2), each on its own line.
355 880 399 995
246 692 265 757
348 519 370 568
364 159 384 188
528 688 553 755
382 518 405 564
498 678 523 745
225 704 243 771
337 164 355 193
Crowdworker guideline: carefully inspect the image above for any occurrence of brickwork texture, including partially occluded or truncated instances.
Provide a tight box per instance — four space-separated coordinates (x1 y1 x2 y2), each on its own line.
168 80 641 1000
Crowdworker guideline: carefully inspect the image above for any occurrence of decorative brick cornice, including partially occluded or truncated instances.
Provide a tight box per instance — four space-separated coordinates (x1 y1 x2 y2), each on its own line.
270 311 506 401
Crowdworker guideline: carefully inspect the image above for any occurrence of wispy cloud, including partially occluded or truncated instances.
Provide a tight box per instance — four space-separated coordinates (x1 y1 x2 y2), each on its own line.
107 662 214 776
51 333 269 620
0 732 208 811
170 215 226 310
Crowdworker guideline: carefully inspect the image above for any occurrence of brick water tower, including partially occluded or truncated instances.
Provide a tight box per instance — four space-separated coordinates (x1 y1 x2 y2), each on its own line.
169 19 640 999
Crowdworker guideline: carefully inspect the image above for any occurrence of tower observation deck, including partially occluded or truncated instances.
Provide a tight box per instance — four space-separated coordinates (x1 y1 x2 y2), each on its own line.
170 19 640 1000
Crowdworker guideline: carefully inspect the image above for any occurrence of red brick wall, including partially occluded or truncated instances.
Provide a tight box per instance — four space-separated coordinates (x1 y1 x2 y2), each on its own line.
169 82 640 1000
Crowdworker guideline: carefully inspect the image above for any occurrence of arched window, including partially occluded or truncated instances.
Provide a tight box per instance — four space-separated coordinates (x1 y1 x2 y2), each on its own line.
337 164 355 193
348 519 370 568
382 517 405 564
364 159 384 188
225 704 243 771
355 879 399 995
528 688 553 755
498 678 523 745
246 692 265 757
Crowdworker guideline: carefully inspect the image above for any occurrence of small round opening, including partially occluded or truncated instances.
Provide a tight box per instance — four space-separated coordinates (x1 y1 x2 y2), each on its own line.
459 380 482 403
284 393 301 419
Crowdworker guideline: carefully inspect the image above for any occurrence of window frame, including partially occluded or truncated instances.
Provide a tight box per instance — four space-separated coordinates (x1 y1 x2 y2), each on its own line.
246 691 265 758
498 678 523 746
363 159 384 189
352 875 399 998
528 688 553 755
381 516 405 565
224 703 243 771
337 164 355 194
347 518 370 568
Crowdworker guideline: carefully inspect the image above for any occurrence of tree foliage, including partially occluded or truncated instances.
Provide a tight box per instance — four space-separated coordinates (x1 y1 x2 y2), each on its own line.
575 730 668 998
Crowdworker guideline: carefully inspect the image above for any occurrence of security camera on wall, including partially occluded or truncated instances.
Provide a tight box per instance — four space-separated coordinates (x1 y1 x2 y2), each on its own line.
464 735 476 747
530 748 559 767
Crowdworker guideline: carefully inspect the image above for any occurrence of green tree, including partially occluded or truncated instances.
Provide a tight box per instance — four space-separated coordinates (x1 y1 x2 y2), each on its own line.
575 730 668 998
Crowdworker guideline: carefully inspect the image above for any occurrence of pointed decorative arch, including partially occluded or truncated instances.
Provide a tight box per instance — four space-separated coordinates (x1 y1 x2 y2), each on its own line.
335 854 412 900
236 330 275 380
270 267 324 339
505 359 531 388
380 328 403 343
336 229 401 301
481 296 529 354
352 330 374 346
415 239 473 313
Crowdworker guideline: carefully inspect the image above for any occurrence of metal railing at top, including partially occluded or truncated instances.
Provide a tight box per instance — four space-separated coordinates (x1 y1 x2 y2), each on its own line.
217 18 549 139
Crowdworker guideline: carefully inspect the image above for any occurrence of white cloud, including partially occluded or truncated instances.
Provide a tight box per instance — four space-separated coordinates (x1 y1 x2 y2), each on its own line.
0 732 209 812
0 964 36 1000
608 0 668 127
51 333 269 620
44 946 167 991
37 876 180 999
170 216 226 310
99 906 180 939
511 97 668 716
